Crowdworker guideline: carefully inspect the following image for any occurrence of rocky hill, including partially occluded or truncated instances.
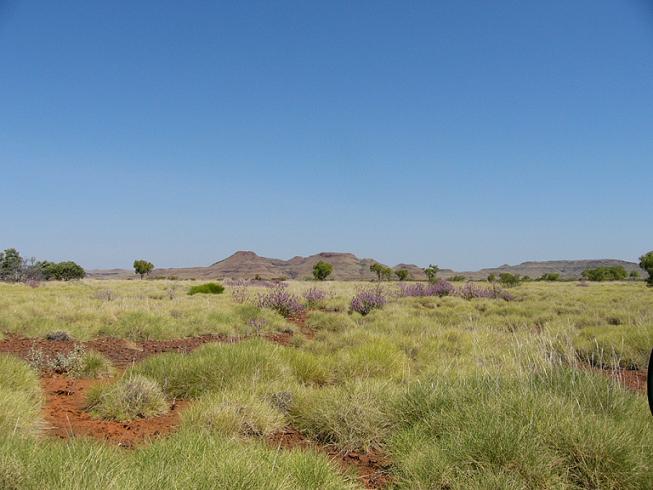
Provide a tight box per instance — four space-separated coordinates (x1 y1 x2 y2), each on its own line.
88 252 640 281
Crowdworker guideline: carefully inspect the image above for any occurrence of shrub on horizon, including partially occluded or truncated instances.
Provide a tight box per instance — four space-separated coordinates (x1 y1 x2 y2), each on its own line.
133 259 154 279
188 282 225 295
498 272 520 288
581 266 627 282
639 251 653 286
424 264 440 283
395 269 410 281
312 261 333 281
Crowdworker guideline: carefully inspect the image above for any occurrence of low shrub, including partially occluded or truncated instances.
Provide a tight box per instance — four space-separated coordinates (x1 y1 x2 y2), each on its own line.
86 375 168 421
257 284 304 318
398 280 454 298
188 282 225 295
457 282 513 301
182 391 284 438
350 288 386 315
69 351 114 379
290 380 399 452
303 287 327 308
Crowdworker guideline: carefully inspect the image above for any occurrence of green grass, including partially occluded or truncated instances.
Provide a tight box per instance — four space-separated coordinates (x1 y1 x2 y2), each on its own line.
0 280 651 488
188 282 225 295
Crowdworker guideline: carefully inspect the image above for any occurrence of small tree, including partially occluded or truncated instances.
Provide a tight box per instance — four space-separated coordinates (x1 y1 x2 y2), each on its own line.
47 261 86 281
395 269 410 281
499 272 520 288
370 263 392 282
0 248 23 282
539 272 560 282
133 259 154 279
424 264 439 283
312 261 333 281
639 251 653 286
629 270 640 280
487 273 496 283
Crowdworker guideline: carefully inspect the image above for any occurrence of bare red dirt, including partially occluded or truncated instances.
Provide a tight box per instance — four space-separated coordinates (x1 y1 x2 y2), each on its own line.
268 427 392 489
0 331 297 368
594 366 647 393
40 375 187 447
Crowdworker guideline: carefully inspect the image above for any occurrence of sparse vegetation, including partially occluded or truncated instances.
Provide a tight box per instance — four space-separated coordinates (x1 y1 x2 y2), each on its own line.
498 272 520 287
394 269 410 281
312 261 333 281
582 265 628 282
0 279 651 488
640 251 653 286
133 259 154 279
424 264 439 283
369 263 392 282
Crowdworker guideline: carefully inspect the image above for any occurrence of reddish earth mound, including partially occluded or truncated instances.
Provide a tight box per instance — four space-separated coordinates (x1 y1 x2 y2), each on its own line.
0 331 295 368
268 427 392 489
41 375 187 447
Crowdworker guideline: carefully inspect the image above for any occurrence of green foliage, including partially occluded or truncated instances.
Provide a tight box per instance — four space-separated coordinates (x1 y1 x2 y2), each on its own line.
539 272 560 281
639 251 653 286
424 264 440 283
42 261 86 281
0 355 42 437
70 351 114 379
487 273 496 283
449 274 466 282
188 282 225 295
369 262 392 281
290 380 399 452
133 259 154 279
394 269 410 281
498 272 520 287
0 248 23 282
87 375 168 421
629 270 640 279
312 261 333 281
182 391 284 438
581 266 627 282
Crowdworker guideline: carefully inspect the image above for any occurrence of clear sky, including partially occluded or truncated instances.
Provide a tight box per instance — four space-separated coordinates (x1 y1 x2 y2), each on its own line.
1 1 652 271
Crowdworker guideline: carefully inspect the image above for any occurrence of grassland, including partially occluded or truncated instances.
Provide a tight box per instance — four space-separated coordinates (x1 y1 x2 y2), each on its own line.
0 279 651 489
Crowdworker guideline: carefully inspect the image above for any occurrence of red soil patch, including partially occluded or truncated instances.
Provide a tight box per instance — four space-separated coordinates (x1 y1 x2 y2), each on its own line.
40 375 187 447
0 331 296 369
592 366 647 393
289 311 316 340
268 427 392 489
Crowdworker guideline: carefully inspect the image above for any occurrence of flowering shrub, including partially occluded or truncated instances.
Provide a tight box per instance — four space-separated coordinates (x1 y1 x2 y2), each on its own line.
303 287 327 308
257 285 304 318
398 280 455 298
457 282 513 301
350 288 386 315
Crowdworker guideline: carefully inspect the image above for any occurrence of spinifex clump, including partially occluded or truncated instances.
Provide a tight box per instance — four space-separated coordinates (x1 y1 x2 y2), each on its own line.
398 280 455 298
350 288 386 315
257 284 304 318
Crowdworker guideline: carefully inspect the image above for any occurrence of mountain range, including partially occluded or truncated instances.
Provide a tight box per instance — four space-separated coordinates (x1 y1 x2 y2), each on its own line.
88 251 641 281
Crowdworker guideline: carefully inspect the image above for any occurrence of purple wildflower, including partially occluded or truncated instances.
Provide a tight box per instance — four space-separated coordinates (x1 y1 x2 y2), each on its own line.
398 280 454 298
303 287 327 307
350 288 386 315
257 284 304 318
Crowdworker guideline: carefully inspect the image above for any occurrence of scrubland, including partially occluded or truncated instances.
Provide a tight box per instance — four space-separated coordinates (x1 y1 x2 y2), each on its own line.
0 279 651 489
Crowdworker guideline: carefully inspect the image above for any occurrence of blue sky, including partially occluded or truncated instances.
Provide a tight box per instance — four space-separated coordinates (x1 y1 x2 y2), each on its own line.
1 0 652 270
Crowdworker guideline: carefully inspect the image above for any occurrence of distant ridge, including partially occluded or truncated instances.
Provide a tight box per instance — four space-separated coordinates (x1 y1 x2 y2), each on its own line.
88 252 640 281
